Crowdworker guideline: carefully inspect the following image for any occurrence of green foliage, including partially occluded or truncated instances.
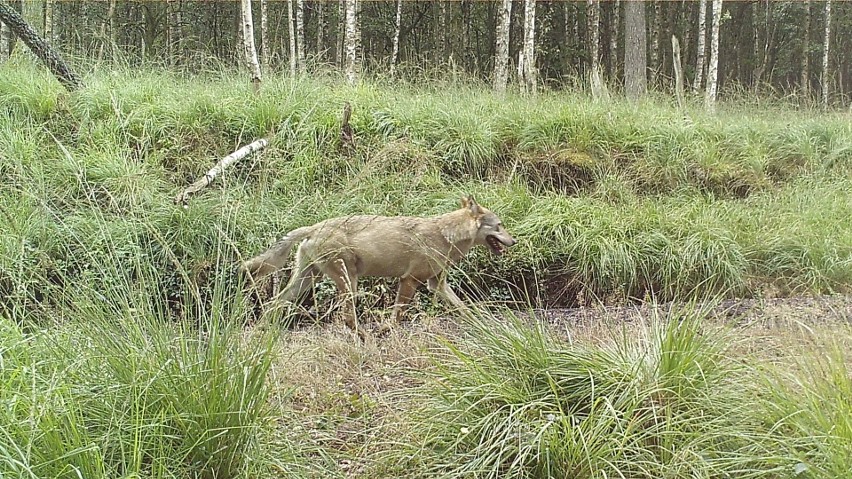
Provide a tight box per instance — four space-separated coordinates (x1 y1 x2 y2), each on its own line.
392 309 792 478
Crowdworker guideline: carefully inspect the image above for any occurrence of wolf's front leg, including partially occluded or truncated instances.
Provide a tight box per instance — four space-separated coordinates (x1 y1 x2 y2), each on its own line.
427 276 473 317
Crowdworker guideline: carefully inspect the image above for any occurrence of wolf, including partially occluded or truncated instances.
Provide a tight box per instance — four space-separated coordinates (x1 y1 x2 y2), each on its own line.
240 196 517 334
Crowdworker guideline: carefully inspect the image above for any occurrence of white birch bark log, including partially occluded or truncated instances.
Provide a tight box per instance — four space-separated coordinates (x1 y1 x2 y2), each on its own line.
175 139 269 205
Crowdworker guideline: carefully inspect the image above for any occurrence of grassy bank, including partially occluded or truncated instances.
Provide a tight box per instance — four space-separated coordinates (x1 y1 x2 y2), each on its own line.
0 62 851 475
1 61 851 317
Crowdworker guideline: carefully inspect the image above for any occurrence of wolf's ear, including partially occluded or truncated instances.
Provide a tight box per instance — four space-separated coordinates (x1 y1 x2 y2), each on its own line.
460 196 470 208
466 195 482 216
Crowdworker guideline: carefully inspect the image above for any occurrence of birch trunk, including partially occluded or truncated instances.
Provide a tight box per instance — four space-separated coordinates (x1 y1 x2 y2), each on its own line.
705 0 722 112
316 0 324 61
337 0 344 66
821 0 831 109
672 35 685 109
260 0 268 70
175 139 270 206
651 0 660 84
693 0 707 92
168 0 179 65
609 0 620 79
343 0 358 84
240 0 262 91
624 0 646 101
522 0 536 94
587 0 600 78
390 0 402 77
43 0 53 45
493 0 512 93
296 0 305 71
801 0 810 95
107 0 117 56
287 0 296 75
0 21 9 60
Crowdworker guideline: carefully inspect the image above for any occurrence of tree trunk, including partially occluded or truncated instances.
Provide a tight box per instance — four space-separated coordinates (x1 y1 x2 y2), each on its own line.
0 3 82 90
288 0 296 75
493 0 512 93
651 0 660 85
587 0 600 82
168 0 179 65
22 0 42 36
821 0 831 109
43 0 53 45
672 35 685 108
693 0 707 92
390 0 402 77
107 0 117 56
705 0 722 112
624 0 646 101
343 0 357 84
240 0 262 91
336 0 344 66
296 0 305 71
316 0 324 61
609 0 620 80
801 0 810 96
0 19 9 61
260 0 269 69
521 0 536 94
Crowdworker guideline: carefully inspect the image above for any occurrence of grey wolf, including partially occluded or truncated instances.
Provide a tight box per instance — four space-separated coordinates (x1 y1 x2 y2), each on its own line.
240 196 517 334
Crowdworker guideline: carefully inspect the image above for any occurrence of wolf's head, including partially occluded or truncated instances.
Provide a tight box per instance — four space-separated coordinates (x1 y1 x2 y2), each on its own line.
462 196 517 255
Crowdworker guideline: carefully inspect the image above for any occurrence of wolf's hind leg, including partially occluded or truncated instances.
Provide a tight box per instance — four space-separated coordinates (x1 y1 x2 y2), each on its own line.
379 277 419 335
276 246 316 302
324 259 359 335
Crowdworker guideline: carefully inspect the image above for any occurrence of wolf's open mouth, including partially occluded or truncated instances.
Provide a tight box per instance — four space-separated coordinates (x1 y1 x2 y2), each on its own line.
487 235 506 255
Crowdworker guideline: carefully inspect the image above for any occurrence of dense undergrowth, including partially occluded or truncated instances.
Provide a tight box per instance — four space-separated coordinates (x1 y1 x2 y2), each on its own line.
1 60 851 320
1 60 851 478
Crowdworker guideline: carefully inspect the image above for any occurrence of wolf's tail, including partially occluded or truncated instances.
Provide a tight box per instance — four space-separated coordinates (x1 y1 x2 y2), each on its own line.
240 225 315 280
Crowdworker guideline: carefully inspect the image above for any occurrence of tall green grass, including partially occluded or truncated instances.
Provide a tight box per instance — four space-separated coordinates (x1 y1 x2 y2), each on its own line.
386 309 794 478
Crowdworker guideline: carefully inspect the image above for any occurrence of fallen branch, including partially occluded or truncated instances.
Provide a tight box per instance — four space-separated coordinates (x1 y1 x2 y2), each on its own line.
175 138 269 206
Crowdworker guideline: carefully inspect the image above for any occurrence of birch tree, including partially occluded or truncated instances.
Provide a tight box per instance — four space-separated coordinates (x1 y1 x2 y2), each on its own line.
587 0 603 98
240 0 262 91
521 0 537 94
390 0 402 77
624 0 646 101
288 0 296 75
296 0 305 71
801 0 810 95
693 0 707 92
705 0 722 112
44 0 53 45
260 0 269 70
0 21 9 60
168 0 180 64
609 0 620 79
821 0 831 109
650 0 661 84
107 0 117 56
493 0 512 93
343 0 358 84
316 1 324 61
